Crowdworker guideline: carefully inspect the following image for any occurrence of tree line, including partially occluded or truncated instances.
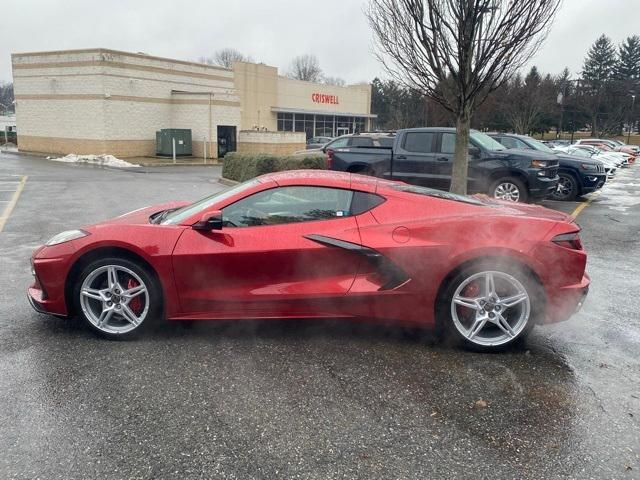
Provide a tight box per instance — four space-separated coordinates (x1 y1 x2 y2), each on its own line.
199 48 346 85
372 34 640 137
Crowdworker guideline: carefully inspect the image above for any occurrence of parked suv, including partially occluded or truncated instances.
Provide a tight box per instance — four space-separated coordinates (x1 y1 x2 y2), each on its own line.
328 128 559 202
489 133 607 201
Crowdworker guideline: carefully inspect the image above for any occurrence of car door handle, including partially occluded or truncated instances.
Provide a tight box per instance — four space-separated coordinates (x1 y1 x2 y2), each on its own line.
395 155 407 160
436 157 449 162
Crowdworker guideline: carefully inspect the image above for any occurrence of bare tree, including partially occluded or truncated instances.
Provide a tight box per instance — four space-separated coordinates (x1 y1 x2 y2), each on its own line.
288 55 323 82
367 0 561 194
323 76 347 86
199 48 252 68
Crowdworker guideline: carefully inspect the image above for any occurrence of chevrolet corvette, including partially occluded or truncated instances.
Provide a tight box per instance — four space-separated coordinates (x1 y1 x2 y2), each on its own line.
28 170 589 351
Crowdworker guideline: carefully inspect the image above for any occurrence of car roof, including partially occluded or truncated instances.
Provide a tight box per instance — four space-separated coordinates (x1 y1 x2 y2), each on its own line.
261 169 381 191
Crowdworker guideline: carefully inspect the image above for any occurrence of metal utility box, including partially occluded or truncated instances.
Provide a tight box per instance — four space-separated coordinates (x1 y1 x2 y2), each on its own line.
156 129 192 156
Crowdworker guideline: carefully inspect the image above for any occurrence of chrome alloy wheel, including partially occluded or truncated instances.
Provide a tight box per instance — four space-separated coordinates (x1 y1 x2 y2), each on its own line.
493 182 521 202
79 265 150 334
451 271 531 347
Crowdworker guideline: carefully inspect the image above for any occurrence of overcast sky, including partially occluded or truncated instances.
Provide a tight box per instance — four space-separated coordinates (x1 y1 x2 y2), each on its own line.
2 0 639 85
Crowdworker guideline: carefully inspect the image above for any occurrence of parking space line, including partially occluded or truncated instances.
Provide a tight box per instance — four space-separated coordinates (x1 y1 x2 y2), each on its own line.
570 190 602 220
0 175 28 233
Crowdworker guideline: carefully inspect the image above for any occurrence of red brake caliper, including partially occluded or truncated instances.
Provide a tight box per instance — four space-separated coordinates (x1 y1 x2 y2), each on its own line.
126 278 142 314
460 282 480 318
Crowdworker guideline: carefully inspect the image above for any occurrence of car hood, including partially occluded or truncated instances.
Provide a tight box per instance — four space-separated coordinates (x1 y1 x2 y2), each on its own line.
93 201 191 226
555 153 603 167
489 148 559 162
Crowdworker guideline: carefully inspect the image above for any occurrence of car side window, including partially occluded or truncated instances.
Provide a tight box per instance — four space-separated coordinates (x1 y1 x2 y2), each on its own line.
441 133 456 154
402 132 436 153
327 137 349 149
222 186 354 227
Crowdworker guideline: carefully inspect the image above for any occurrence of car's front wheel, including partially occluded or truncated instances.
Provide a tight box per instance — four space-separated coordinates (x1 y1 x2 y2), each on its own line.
73 257 161 339
489 177 528 203
550 172 578 201
439 263 539 351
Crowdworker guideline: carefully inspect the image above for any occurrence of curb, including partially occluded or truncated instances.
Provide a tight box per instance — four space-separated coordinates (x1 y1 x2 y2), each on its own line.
218 177 240 186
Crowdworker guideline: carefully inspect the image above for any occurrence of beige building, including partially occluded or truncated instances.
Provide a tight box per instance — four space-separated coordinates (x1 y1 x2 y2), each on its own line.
11 48 374 158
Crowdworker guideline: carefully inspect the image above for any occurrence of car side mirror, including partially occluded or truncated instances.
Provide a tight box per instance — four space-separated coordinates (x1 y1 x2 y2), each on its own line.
468 146 480 157
193 210 223 231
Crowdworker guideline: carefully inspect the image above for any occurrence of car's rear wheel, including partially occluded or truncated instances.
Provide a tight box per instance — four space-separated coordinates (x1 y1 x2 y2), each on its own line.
439 263 539 351
490 177 528 203
73 257 161 339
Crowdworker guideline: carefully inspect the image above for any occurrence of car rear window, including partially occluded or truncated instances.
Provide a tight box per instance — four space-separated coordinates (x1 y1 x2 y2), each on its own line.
351 137 375 147
378 137 395 147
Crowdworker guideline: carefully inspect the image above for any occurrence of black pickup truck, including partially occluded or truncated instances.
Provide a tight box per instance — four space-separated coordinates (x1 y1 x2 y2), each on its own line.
328 128 560 202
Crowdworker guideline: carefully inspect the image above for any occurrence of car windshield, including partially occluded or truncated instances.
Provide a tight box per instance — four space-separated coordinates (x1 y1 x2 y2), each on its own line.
161 179 261 225
524 137 555 153
567 148 590 158
470 131 506 151
389 184 486 206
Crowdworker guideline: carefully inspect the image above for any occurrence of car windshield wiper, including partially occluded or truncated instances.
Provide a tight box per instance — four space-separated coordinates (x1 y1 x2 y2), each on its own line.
150 207 180 224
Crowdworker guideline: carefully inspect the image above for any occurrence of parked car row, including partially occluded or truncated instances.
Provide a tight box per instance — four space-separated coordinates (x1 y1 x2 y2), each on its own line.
319 130 636 203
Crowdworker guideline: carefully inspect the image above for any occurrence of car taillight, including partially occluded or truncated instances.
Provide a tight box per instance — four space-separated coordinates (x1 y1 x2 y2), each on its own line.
552 232 583 250
326 149 334 169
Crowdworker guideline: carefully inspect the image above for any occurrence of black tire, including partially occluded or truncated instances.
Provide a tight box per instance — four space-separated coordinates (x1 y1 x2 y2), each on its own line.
436 260 542 352
72 257 162 340
550 172 579 201
489 177 528 203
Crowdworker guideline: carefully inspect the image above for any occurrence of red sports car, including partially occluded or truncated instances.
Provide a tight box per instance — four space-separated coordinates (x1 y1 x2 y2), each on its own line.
28 170 589 351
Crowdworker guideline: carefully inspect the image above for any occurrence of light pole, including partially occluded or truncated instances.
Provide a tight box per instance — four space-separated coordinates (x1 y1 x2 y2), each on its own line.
628 94 636 144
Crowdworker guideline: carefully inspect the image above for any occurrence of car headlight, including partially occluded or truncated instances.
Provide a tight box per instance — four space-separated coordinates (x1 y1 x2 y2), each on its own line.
45 229 90 246
531 160 549 168
580 163 598 171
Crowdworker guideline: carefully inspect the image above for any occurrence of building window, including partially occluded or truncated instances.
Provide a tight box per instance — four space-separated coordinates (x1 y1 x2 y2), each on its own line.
277 113 293 132
276 113 369 138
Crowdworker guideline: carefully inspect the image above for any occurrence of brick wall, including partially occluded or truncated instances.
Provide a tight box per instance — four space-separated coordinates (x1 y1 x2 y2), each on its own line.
237 130 305 155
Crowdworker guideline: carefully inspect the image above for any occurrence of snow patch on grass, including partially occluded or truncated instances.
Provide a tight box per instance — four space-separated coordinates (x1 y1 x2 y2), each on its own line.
48 154 140 168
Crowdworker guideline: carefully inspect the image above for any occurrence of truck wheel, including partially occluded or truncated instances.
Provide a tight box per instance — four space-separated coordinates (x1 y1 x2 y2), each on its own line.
550 172 578 201
490 177 528 203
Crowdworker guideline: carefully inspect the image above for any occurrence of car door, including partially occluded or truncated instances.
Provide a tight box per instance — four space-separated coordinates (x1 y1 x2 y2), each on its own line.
172 186 363 317
390 131 437 186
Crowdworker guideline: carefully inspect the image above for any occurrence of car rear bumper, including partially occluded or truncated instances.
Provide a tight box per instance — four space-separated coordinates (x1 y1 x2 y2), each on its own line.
543 273 590 324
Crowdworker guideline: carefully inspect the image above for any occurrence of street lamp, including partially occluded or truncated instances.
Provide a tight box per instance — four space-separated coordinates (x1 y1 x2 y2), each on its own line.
628 94 636 144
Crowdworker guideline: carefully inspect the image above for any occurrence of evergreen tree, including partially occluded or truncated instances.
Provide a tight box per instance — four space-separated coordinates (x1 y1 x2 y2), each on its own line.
581 35 618 135
616 35 640 83
582 34 617 89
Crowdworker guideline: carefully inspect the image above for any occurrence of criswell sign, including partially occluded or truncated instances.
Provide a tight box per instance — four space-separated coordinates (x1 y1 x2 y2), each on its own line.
311 93 339 105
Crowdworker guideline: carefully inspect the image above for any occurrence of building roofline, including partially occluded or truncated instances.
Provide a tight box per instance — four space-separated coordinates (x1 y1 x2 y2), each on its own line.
11 48 231 73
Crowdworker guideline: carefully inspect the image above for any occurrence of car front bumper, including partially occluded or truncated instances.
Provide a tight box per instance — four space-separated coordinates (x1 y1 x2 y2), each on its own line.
529 175 560 199
581 173 607 194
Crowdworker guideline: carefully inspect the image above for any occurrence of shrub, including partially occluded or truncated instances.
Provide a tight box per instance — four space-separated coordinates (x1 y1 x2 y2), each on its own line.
222 152 327 182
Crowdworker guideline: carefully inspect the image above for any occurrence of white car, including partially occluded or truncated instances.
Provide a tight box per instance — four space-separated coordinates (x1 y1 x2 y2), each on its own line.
570 145 627 167
554 146 617 177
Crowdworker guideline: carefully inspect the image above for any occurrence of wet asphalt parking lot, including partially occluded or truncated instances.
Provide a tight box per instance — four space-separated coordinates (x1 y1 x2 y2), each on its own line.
0 152 638 479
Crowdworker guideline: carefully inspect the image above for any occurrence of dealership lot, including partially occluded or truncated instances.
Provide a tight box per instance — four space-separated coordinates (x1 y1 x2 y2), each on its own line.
0 152 638 479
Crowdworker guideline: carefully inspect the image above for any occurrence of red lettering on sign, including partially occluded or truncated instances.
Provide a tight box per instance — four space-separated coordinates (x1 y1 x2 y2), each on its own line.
312 93 339 105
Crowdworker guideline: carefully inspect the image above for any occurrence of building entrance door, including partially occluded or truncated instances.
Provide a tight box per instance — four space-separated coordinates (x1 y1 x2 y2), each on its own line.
336 127 349 137
217 126 237 158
